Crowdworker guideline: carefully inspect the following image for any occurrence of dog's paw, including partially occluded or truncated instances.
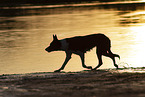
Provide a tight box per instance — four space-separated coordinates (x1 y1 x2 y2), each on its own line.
54 70 61 72
91 67 97 71
116 67 120 70
87 66 92 70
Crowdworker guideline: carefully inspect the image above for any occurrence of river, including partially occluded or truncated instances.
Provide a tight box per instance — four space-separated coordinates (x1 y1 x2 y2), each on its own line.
0 1 145 74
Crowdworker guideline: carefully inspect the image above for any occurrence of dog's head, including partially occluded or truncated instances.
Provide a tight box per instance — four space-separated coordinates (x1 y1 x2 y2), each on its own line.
45 35 61 52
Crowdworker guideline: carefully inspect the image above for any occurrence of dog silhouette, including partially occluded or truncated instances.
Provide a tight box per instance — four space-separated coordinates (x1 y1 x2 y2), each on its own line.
45 34 120 72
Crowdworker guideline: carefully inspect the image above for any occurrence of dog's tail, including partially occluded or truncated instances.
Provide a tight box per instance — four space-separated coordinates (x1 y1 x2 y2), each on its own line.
108 49 120 59
107 40 120 59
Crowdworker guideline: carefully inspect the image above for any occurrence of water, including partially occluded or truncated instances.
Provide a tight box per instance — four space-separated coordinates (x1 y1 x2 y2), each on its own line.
1 1 145 74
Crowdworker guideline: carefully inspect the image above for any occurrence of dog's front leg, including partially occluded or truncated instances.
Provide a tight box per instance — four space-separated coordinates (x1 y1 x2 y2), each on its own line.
54 51 72 72
79 53 92 70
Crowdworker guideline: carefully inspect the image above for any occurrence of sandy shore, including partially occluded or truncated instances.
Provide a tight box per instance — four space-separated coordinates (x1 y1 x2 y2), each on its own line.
1 69 145 97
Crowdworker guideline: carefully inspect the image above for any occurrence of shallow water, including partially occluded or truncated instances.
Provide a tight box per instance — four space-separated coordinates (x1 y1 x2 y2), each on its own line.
1 1 145 74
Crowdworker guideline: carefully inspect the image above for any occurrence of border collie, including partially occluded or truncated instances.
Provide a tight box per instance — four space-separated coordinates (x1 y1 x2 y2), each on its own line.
45 34 120 72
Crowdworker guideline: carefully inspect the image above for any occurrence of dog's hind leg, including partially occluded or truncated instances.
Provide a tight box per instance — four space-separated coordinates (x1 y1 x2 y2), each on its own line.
79 53 92 70
54 51 72 72
93 48 103 70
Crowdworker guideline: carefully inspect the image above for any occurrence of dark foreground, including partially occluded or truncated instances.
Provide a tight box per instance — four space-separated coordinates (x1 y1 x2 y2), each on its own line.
1 69 145 97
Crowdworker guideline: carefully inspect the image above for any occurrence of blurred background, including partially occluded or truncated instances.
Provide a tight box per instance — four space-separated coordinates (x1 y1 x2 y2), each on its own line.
0 0 145 74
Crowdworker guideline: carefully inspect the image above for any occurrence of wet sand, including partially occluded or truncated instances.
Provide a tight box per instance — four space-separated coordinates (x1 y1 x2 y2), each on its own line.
1 69 145 97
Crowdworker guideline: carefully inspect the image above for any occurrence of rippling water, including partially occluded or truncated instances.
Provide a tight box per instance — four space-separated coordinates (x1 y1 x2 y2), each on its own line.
1 1 145 74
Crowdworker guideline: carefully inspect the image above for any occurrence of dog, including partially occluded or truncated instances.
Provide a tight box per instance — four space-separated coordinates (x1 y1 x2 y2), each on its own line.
45 34 120 72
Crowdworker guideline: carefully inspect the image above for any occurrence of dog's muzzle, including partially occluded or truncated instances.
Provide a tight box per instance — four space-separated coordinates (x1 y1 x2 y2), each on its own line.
45 47 51 52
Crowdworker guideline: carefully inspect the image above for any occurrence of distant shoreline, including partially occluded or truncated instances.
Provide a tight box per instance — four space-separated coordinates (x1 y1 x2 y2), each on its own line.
0 0 99 6
0 0 145 10
0 0 144 7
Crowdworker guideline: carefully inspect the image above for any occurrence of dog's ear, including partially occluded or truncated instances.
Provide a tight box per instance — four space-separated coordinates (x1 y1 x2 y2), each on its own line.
53 34 58 40
53 34 55 39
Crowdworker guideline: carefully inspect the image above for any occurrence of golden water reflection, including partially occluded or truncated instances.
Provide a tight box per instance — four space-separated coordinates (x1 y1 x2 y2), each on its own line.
128 24 145 67
117 9 145 68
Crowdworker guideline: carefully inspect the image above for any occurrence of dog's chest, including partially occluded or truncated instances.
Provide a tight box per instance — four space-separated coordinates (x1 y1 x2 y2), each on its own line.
60 39 69 50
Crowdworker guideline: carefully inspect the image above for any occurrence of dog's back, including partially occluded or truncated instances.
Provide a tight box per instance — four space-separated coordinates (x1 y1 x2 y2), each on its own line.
65 34 111 53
